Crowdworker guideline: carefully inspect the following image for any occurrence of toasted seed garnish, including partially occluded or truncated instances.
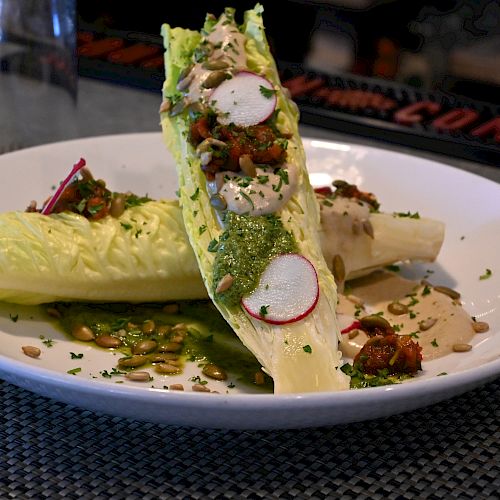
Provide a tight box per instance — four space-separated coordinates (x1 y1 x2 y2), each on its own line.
155 363 181 374
156 325 172 336
142 319 156 335
254 370 265 385
332 254 346 284
176 71 194 92
71 324 95 342
192 384 211 392
362 219 374 239
118 355 148 368
200 151 212 166
472 321 489 333
202 58 229 70
159 99 171 113
346 294 364 307
216 274 234 294
150 353 179 363
125 371 151 382
22 345 41 358
109 195 126 218
177 64 194 82
239 154 257 177
210 193 227 211
360 314 391 331
348 329 360 339
352 221 361 235
453 343 472 352
387 302 409 315
163 303 179 314
158 342 182 353
171 323 187 334
169 384 184 391
196 137 227 154
434 285 461 300
132 339 158 355
170 97 189 116
46 307 61 319
202 363 228 381
419 317 438 331
170 334 185 344
202 70 229 89
95 335 122 348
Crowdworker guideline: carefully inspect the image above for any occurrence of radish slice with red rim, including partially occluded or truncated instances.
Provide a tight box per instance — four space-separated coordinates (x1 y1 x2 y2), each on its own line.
211 71 277 127
242 253 319 325
41 158 87 215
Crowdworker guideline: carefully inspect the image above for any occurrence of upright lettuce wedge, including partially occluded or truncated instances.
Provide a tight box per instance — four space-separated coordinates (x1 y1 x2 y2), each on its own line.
160 5 350 393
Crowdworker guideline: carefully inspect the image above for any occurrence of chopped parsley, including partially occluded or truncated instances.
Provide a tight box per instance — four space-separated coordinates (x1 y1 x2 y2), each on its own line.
70 352 84 359
259 85 276 99
67 367 81 375
259 305 269 317
421 285 432 296
302 345 312 354
120 222 132 231
479 268 492 280
39 335 54 347
394 211 420 219
207 238 219 252
431 338 439 347
9 313 18 322
190 187 200 201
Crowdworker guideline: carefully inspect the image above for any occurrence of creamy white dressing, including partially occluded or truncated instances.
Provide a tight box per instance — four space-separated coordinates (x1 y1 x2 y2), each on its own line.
185 12 248 104
336 271 476 361
208 164 298 216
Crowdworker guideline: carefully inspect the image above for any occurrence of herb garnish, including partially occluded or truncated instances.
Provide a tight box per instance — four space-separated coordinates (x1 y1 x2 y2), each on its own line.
302 345 312 354
259 85 276 99
479 268 492 280
70 352 84 359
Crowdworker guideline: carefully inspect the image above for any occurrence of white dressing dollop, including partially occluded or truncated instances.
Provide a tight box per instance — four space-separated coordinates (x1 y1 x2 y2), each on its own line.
211 163 298 216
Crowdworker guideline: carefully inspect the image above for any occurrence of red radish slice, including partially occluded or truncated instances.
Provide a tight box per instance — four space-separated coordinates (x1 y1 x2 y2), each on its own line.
242 253 319 325
41 158 87 215
211 71 277 126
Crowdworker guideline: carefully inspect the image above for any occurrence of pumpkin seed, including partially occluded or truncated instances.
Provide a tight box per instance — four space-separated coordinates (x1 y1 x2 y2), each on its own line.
434 285 461 300
360 314 391 332
238 154 257 177
332 254 346 284
169 97 188 116
118 355 148 368
46 307 61 319
159 99 171 113
387 302 409 315
348 329 360 339
192 384 211 392
254 371 265 385
71 324 95 341
472 321 489 333
202 363 228 381
215 274 234 293
196 137 227 154
95 335 122 348
210 193 227 211
22 345 41 358
150 353 179 363
155 363 180 374
362 219 374 239
125 371 151 382
452 343 472 352
158 342 182 353
169 384 184 391
202 70 230 89
141 320 156 335
202 58 229 70
419 318 438 331
162 303 179 314
132 339 158 355
109 195 126 218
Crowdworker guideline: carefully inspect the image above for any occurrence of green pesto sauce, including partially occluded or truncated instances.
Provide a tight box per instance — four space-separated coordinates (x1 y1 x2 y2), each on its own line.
212 212 297 307
54 300 273 392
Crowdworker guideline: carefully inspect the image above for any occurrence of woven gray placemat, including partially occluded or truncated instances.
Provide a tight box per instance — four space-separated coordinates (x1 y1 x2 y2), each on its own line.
1 378 498 500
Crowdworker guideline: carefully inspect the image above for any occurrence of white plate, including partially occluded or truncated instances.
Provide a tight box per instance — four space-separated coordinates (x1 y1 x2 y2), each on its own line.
0 132 499 430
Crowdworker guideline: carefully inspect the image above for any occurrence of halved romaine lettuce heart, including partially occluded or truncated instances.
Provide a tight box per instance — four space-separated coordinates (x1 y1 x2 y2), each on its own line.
0 200 205 304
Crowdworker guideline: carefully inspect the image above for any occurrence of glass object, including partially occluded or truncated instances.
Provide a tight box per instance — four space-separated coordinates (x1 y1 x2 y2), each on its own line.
0 0 78 153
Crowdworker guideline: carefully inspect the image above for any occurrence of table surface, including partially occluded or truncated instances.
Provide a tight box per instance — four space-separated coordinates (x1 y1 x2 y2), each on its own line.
1 77 499 499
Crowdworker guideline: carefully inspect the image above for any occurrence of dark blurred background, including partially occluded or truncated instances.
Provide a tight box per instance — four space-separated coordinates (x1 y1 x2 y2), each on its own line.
77 0 500 103
76 0 500 165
